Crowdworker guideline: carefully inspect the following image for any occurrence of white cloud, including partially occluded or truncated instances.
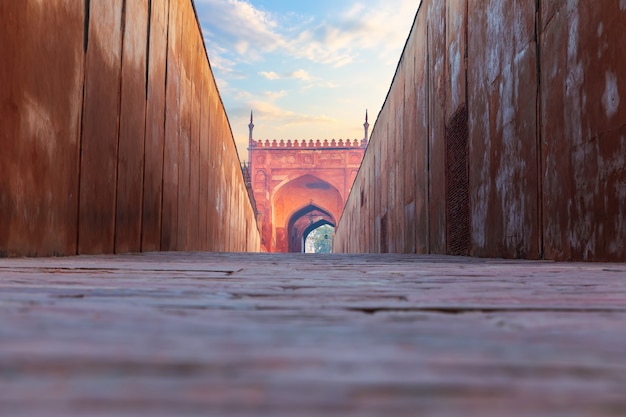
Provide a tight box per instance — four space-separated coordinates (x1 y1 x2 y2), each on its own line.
235 41 250 55
197 0 419 69
235 90 252 100
248 99 336 127
196 0 286 58
264 90 287 100
296 0 419 66
323 81 340 88
259 71 281 80
301 80 339 90
259 69 312 82
290 69 311 81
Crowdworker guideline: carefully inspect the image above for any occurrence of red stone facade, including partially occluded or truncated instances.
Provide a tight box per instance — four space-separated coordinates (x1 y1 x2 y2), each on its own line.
247 114 367 252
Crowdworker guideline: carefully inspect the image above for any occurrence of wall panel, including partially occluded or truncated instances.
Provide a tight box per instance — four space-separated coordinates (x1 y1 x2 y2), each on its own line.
414 10 430 254
467 0 540 259
161 0 182 251
403 32 417 254
116 0 149 254
541 1 626 261
199 62 210 251
426 0 448 254
78 0 124 254
176 0 193 251
0 1 84 257
142 0 169 252
189 33 202 250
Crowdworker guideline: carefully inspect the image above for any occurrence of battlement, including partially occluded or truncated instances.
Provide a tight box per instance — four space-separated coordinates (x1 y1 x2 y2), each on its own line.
251 138 367 149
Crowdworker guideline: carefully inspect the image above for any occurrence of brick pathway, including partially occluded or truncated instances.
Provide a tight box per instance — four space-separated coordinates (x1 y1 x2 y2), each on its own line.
1 252 626 416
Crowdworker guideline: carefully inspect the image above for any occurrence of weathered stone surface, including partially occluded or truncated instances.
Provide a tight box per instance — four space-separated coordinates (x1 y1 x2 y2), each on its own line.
335 0 626 261
0 0 260 257
142 0 169 252
78 0 124 255
541 1 626 261
0 1 85 257
467 0 540 259
116 0 150 254
1 252 626 416
161 0 183 251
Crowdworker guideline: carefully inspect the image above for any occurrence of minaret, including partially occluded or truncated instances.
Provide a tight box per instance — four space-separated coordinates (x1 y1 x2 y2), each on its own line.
248 110 254 165
362 109 370 146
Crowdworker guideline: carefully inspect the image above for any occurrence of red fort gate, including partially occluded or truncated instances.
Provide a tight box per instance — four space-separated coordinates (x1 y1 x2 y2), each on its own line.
245 112 369 252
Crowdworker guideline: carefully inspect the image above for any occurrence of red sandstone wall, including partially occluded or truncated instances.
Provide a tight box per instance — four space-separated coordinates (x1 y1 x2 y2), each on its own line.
0 0 260 257
335 0 626 261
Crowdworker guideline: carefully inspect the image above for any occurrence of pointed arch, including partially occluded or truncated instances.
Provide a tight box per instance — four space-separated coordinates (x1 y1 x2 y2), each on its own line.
286 203 336 253
272 175 343 228
271 173 344 200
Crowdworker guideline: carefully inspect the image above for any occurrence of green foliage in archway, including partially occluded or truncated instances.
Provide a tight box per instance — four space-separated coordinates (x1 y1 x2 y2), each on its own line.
305 224 334 254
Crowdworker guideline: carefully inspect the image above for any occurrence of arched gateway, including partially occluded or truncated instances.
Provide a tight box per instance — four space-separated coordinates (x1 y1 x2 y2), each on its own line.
245 112 369 252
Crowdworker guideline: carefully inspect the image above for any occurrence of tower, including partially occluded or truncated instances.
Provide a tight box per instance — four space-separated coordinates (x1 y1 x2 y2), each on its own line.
248 110 254 165
362 109 370 146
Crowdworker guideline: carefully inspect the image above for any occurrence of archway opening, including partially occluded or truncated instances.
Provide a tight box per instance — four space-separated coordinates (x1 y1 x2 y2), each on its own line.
286 204 335 253
304 223 335 254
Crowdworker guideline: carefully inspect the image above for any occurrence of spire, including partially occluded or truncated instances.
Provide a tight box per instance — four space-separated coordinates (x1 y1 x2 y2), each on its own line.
362 109 370 146
248 110 255 164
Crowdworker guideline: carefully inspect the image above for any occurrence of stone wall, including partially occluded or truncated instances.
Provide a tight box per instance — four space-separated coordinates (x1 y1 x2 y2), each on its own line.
335 0 626 261
0 0 260 256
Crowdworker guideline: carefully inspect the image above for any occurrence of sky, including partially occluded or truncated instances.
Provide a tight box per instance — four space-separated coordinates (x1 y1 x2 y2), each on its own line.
194 0 421 159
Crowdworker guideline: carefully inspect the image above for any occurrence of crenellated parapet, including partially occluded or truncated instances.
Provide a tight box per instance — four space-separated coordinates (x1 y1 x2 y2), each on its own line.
251 138 367 149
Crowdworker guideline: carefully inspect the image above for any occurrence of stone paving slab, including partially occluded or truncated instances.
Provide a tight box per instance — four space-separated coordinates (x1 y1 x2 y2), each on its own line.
1 252 626 416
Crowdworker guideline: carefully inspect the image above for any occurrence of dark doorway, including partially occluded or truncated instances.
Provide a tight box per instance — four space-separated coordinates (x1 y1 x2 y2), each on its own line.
287 205 335 253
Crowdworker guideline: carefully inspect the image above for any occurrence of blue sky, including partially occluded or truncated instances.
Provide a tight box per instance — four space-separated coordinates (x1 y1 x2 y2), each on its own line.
194 0 421 158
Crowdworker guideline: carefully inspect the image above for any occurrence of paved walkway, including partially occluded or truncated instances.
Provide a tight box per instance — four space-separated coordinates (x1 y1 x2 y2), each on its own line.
1 252 626 416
